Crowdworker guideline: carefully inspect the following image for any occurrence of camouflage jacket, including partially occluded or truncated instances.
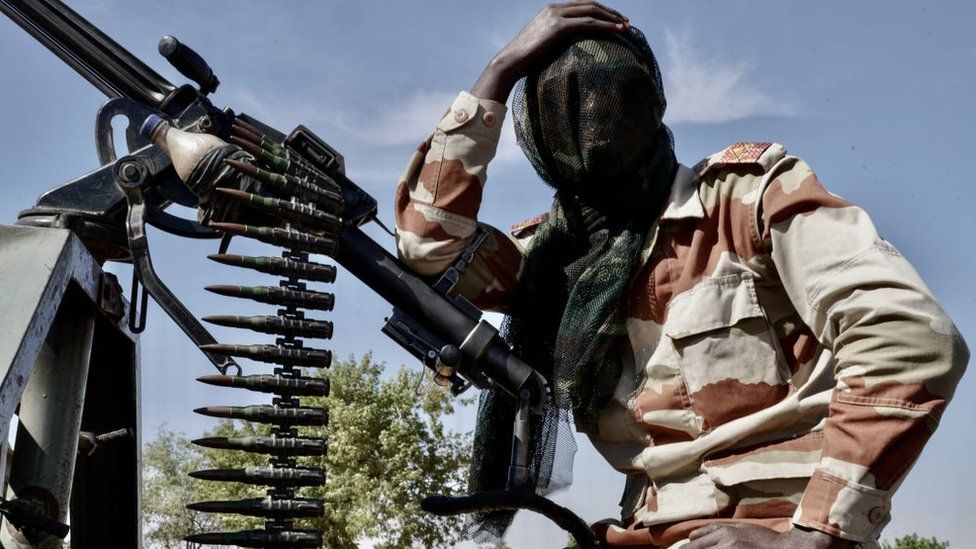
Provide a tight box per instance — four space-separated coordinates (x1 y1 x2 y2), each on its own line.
394 91 968 546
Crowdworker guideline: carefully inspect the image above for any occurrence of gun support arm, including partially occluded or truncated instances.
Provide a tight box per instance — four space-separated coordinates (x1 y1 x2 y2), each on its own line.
114 154 239 375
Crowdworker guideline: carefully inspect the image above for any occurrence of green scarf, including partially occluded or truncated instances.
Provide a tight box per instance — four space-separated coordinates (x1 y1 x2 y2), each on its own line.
466 28 677 540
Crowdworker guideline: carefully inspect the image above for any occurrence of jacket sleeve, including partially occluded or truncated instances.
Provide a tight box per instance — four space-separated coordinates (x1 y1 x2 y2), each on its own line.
757 156 969 543
394 91 525 312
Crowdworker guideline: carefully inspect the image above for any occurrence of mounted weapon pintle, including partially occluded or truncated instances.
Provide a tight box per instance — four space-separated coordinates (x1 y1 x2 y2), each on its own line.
1 0 598 545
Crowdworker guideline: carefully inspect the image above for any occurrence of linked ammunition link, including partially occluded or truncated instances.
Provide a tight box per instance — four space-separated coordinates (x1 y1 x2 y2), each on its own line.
187 119 344 547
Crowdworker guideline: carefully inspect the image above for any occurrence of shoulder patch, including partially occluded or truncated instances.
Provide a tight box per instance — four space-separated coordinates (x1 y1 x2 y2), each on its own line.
695 142 785 176
720 142 773 164
510 213 547 238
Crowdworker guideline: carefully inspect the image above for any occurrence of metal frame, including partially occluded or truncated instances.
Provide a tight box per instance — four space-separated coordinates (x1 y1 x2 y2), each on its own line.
0 225 140 547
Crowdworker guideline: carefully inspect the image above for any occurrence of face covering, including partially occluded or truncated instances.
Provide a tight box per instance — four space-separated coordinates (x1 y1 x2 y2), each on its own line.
515 29 674 213
530 37 667 203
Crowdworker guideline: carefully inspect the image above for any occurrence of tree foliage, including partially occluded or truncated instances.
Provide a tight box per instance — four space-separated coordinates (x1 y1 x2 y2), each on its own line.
882 534 950 549
143 353 472 548
142 428 218 548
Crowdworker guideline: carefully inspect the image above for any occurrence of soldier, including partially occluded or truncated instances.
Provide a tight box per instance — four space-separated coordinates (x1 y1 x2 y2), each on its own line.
394 3 968 548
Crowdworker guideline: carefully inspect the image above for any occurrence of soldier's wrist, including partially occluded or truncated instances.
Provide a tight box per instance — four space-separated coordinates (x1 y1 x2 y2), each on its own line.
791 525 850 548
471 55 518 104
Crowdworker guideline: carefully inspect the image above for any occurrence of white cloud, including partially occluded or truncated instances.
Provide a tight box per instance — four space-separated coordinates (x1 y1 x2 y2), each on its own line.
495 114 525 165
330 90 457 148
661 30 796 124
344 164 402 188
220 86 344 139
224 28 794 178
221 85 447 149
338 89 529 167
220 87 281 125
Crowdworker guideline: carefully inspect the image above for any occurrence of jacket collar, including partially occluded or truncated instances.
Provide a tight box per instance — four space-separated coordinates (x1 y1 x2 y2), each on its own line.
659 163 703 221
637 164 702 267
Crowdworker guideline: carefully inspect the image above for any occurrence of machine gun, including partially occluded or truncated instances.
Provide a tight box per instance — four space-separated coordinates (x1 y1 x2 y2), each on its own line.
0 0 598 547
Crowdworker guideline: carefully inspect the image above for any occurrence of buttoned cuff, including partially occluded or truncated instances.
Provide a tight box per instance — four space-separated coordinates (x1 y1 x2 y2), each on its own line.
792 470 891 543
435 91 507 141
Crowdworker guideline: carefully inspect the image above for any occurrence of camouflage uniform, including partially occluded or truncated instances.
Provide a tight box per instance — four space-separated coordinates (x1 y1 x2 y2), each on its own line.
394 91 969 547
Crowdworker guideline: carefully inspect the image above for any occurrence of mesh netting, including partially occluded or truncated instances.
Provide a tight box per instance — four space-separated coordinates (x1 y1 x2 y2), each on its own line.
466 28 677 541
513 27 672 207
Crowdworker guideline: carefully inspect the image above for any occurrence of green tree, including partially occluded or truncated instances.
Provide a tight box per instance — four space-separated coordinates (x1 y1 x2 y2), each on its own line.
882 534 950 549
143 353 473 548
142 427 218 548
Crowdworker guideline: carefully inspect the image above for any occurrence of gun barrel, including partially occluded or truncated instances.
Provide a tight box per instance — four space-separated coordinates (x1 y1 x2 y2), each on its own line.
0 0 175 106
335 227 549 405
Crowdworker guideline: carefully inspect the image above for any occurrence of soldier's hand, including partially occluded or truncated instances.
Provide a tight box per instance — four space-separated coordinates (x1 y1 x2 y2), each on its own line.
471 2 629 103
685 523 847 549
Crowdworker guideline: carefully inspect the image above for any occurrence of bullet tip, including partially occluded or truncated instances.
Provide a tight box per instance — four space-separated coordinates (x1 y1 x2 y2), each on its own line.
196 374 230 387
199 343 227 353
203 284 236 296
208 222 246 236
191 437 224 448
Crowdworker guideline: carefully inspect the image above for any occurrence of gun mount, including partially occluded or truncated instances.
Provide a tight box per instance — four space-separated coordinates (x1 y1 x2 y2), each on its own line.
0 0 596 547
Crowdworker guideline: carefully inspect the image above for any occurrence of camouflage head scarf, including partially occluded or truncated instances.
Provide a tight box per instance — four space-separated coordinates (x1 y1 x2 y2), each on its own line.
467 28 677 539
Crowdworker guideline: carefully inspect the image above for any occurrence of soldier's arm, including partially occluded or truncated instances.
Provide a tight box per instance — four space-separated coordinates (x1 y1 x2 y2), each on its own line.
395 3 629 311
394 92 525 312
757 157 969 543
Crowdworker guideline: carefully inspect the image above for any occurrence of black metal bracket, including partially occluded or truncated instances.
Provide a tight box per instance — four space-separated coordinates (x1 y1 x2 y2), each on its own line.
381 228 493 395
128 267 148 334
507 389 531 489
113 153 240 375
0 497 70 541
381 309 483 395
77 427 133 457
432 228 488 321
421 488 599 548
421 387 599 547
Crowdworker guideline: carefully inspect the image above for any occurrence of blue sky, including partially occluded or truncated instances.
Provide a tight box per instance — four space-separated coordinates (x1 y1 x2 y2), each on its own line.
1 1 974 546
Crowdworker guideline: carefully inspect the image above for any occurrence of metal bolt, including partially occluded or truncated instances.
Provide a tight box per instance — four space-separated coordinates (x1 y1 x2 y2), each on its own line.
120 162 141 183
